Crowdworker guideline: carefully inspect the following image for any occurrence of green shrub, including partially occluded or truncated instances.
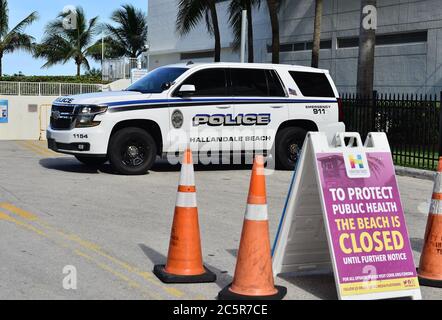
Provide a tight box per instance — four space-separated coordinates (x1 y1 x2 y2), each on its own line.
0 75 109 84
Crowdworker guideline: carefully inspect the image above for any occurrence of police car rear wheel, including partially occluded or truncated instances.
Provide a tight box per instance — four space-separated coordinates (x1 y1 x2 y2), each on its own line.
75 156 108 166
275 127 307 171
109 127 157 175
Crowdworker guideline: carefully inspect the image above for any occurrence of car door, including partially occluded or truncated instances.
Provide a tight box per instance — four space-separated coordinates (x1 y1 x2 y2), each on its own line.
229 68 288 154
169 67 233 158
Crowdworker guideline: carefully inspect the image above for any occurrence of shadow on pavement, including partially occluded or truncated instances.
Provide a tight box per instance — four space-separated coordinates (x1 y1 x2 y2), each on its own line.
151 159 253 172
138 244 233 291
39 158 115 174
410 237 424 252
278 272 338 300
39 157 277 174
226 249 238 258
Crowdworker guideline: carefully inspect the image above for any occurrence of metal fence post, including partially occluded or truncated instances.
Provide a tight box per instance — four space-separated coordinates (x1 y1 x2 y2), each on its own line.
371 90 378 132
438 91 442 157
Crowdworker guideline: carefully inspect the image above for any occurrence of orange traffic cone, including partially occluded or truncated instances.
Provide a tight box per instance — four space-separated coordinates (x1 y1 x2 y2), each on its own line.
218 155 286 300
153 148 216 283
417 157 442 287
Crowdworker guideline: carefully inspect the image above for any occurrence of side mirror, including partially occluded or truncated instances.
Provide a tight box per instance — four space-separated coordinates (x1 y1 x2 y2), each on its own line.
178 84 196 97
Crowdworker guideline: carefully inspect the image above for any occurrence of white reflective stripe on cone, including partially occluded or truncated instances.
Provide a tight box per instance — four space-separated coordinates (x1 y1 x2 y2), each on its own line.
176 192 197 208
245 204 268 221
179 164 195 186
430 198 442 215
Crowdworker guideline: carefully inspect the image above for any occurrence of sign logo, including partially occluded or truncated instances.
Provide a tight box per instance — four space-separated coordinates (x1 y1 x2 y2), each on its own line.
62 265 77 290
52 110 61 120
343 151 370 178
362 5 377 30
62 5 77 30
349 154 364 169
0 100 8 123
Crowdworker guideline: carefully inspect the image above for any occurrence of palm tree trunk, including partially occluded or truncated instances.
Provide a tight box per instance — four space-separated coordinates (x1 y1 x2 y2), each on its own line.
76 63 81 77
0 53 3 78
267 0 280 64
246 1 254 63
357 0 377 97
311 0 323 68
208 0 221 62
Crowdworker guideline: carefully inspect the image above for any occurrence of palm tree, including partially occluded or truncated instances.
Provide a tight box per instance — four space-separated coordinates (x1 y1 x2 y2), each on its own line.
88 36 126 62
356 0 377 97
0 0 38 77
105 4 148 59
311 0 323 68
34 6 100 76
228 0 261 63
266 0 280 64
176 0 221 62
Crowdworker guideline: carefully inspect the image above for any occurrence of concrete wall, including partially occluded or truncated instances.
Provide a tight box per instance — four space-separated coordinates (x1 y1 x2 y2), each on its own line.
147 0 442 95
0 96 55 140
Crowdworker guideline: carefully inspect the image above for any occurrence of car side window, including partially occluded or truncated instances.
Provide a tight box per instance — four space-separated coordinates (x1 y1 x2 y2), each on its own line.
289 71 335 98
178 68 227 97
266 70 286 97
230 68 268 97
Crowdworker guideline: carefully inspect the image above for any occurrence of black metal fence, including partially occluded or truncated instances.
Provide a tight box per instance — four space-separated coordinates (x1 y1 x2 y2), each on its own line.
341 91 441 170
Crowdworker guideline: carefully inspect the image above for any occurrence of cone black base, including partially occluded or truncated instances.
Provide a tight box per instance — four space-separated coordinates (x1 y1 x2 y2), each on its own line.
218 284 287 300
418 275 442 288
153 265 216 284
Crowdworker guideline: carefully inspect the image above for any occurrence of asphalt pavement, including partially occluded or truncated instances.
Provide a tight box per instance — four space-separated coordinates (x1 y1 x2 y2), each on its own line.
0 140 440 300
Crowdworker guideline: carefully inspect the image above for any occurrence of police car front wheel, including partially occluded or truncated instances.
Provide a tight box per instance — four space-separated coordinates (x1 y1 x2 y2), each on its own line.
108 127 157 175
275 127 307 171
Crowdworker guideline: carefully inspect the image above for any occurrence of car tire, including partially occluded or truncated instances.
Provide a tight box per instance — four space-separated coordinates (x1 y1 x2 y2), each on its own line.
108 127 157 175
75 155 108 166
275 127 308 171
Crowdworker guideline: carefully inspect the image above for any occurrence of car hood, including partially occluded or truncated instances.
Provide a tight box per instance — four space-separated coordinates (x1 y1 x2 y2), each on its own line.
53 91 152 106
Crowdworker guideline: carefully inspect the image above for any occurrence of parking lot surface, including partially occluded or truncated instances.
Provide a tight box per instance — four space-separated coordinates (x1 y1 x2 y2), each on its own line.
0 140 440 300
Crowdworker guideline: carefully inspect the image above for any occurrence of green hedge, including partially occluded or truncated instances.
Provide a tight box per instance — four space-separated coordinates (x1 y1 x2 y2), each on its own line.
0 76 108 84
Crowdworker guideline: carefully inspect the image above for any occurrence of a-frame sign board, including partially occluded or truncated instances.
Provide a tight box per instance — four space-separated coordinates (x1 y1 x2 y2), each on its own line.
272 132 421 300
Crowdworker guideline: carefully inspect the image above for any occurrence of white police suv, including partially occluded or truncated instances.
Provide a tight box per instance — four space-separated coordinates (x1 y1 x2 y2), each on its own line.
47 62 345 175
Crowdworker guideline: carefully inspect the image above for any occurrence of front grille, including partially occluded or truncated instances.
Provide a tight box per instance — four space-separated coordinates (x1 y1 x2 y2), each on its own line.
50 105 77 130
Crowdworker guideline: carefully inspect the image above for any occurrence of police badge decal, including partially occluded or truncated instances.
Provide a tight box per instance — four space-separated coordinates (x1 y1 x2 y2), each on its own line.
172 109 184 129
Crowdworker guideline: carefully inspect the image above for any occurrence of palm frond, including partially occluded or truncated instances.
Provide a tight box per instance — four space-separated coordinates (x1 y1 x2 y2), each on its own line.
36 6 99 75
3 32 35 53
7 11 38 35
0 0 8 38
106 4 148 58
228 0 261 50
176 0 208 36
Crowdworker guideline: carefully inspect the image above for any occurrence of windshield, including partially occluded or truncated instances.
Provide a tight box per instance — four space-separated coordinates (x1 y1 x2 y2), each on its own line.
126 67 188 94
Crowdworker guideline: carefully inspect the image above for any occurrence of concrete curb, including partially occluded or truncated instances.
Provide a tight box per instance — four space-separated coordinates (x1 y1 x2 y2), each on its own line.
395 166 436 181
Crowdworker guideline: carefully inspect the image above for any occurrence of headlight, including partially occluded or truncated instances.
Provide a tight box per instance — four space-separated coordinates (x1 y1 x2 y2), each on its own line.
75 105 108 128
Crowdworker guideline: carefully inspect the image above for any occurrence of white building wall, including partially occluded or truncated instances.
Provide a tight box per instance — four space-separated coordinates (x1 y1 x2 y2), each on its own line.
148 0 240 69
0 96 54 140
148 0 442 95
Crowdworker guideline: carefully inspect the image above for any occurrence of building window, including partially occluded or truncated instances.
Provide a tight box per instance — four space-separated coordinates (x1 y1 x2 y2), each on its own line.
337 31 428 49
268 39 332 53
180 50 215 60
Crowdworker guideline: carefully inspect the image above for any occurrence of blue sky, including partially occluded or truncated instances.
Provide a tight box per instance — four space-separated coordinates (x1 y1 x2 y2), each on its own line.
3 0 148 76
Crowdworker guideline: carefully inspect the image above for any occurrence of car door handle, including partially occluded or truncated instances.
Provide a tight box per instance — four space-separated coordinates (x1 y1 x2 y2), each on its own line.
271 105 284 109
216 106 231 109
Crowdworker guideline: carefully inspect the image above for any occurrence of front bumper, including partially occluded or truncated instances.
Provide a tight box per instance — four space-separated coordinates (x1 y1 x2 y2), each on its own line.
46 127 108 156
